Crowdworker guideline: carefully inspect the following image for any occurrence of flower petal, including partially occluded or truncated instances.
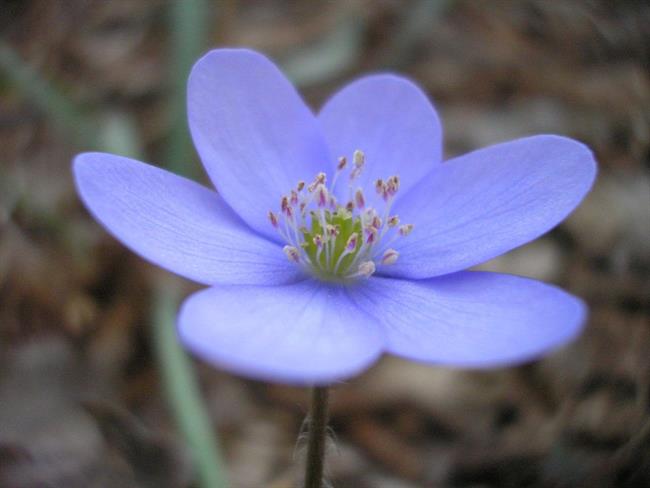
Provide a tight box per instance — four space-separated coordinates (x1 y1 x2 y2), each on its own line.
74 152 301 285
318 74 442 207
350 272 585 368
178 281 384 385
384 135 597 279
188 48 330 241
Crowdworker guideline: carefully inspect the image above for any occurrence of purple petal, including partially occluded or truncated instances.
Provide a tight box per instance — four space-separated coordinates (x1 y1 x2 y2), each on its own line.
178 280 384 385
318 74 442 207
383 135 597 279
351 272 585 367
188 49 330 241
74 152 302 285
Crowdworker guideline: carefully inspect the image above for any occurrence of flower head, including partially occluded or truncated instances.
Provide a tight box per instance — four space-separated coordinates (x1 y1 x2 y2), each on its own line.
73 49 597 385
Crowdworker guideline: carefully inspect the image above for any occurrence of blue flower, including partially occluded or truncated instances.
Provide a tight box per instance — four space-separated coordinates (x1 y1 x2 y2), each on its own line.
73 49 597 385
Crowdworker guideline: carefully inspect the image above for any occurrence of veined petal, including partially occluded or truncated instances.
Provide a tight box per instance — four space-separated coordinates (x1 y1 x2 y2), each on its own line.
188 48 330 241
318 74 442 208
384 135 597 279
351 272 585 368
178 281 384 385
74 152 301 286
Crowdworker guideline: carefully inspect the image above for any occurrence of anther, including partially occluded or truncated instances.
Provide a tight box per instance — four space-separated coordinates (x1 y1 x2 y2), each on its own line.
268 211 279 228
399 223 414 236
345 232 359 252
375 179 384 194
326 224 340 238
365 226 378 244
354 188 365 209
315 184 329 207
387 175 400 195
357 261 375 278
280 196 293 217
313 234 324 248
381 249 399 265
337 156 347 171
308 172 327 192
353 149 365 168
283 245 300 262
296 180 305 191
387 215 400 227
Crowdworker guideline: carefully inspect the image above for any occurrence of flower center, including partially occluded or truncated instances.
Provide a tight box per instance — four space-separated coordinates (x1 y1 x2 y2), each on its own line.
268 150 413 282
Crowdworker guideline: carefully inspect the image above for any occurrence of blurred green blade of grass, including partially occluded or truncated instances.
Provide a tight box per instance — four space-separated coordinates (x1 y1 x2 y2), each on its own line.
165 0 210 178
0 42 99 148
164 2 229 487
153 280 229 488
2 3 229 486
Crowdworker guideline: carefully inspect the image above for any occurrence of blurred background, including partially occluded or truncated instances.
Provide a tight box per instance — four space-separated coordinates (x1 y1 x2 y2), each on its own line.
1 1 649 487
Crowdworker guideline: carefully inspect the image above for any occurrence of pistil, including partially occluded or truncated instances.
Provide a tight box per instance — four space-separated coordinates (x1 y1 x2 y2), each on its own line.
269 150 413 282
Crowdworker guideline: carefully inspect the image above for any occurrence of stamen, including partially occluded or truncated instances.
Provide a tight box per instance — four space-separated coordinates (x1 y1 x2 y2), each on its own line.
381 249 399 265
354 188 365 209
345 232 359 252
399 224 414 236
269 151 413 282
268 211 279 228
315 184 329 207
283 245 300 262
353 149 365 168
357 261 375 278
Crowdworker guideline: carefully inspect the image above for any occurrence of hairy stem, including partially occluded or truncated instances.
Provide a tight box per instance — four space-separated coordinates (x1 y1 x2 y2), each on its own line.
304 386 330 488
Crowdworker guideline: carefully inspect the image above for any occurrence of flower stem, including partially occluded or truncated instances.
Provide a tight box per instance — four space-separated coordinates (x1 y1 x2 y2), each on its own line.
304 386 330 488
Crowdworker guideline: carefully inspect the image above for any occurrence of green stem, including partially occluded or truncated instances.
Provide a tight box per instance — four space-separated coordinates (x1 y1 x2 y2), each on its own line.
152 281 228 488
304 386 330 488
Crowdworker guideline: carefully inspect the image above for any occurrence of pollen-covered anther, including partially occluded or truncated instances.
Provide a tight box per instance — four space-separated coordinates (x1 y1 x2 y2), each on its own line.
387 215 400 227
365 226 378 244
357 260 375 278
353 149 365 168
313 234 324 248
387 175 400 196
337 156 347 171
399 223 414 236
280 196 293 217
354 188 365 209
308 172 327 192
345 232 359 252
296 180 305 191
268 210 279 228
381 249 399 265
315 184 329 207
326 224 340 238
283 245 300 262
375 179 384 195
